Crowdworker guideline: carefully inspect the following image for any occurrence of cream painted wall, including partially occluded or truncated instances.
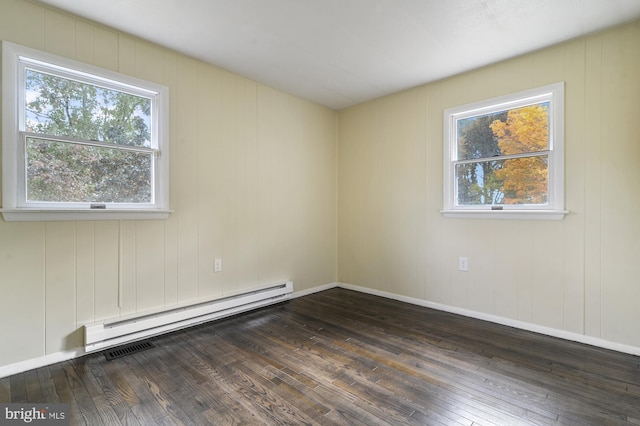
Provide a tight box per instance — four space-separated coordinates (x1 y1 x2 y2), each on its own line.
0 0 337 368
338 21 640 348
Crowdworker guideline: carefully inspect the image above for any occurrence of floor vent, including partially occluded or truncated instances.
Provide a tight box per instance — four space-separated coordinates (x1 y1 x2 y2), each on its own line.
104 340 155 361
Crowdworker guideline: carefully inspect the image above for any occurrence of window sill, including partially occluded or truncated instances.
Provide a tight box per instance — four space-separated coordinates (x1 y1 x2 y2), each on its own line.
440 209 569 220
0 208 173 222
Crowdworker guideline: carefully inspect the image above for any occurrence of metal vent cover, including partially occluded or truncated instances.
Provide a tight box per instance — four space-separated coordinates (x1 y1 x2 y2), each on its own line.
104 340 155 361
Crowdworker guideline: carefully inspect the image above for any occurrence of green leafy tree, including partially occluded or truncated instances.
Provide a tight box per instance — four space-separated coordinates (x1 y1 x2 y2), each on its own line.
25 70 152 203
26 71 100 139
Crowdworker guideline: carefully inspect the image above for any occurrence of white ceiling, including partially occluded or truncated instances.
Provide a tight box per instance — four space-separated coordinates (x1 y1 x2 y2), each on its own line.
37 0 640 110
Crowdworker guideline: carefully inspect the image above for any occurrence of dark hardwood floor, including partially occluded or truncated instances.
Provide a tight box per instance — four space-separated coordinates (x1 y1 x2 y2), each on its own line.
2 288 640 425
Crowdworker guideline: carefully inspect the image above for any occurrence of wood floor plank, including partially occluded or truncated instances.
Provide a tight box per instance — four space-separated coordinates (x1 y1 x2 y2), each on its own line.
23 369 44 402
125 355 191 425
66 357 130 425
3 288 640 425
9 372 27 403
136 343 222 425
49 362 101 426
36 366 61 404
121 356 180 424
0 377 10 402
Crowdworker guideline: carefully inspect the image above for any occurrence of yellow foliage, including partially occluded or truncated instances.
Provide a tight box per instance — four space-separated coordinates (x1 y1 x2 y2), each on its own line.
490 105 549 204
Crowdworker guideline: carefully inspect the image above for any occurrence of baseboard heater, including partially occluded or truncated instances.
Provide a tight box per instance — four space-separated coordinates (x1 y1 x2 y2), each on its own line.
84 281 293 353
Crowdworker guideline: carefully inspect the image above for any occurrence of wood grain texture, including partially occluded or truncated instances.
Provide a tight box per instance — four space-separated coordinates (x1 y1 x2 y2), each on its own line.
2 288 639 425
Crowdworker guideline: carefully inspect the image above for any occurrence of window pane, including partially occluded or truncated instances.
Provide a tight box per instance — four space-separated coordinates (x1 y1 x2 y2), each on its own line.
456 102 549 161
26 137 152 203
456 155 548 206
25 69 151 147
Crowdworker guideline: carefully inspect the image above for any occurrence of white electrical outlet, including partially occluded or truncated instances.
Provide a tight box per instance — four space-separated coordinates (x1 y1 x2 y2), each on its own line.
459 257 468 272
214 258 222 272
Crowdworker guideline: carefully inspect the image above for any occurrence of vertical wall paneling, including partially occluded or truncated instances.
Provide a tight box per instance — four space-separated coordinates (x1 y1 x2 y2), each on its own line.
117 35 136 77
175 56 200 303
530 221 564 330
409 89 428 301
532 43 566 87
361 103 381 290
277 95 297 279
374 99 395 293
515 224 534 324
74 20 94 64
0 0 44 50
444 219 469 308
118 221 136 316
256 86 283 286
75 222 95 326
44 9 74 58
466 223 496 314
423 84 444 304
92 26 118 72
237 77 251 291
135 221 165 313
562 40 587 334
93 222 120 321
196 64 222 299
134 41 164 83
236 79 261 294
599 23 640 346
44 222 78 353
493 55 534 96
221 72 240 294
583 35 603 338
0 222 45 366
492 221 519 320
162 51 179 308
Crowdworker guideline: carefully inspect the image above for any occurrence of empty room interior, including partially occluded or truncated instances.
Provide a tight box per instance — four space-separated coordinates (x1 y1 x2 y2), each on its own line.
1 0 640 424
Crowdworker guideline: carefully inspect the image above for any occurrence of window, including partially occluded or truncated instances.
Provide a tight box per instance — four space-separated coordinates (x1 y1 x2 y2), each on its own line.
442 83 566 220
1 41 170 221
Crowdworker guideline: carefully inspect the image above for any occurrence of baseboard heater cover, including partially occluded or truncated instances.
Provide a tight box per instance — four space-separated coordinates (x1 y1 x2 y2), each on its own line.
84 281 293 353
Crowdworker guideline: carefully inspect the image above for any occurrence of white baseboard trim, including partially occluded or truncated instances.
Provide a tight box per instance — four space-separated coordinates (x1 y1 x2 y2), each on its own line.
0 349 86 379
337 282 640 357
291 282 339 299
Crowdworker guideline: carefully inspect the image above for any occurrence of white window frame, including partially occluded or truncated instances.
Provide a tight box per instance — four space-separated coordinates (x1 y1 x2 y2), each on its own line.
1 41 171 221
442 83 567 220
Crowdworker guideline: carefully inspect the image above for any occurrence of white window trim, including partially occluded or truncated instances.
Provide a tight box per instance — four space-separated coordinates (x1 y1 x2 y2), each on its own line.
1 41 171 221
441 83 568 220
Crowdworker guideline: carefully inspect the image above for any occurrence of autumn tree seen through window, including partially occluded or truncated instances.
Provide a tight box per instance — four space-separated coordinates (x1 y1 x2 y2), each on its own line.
443 83 565 218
